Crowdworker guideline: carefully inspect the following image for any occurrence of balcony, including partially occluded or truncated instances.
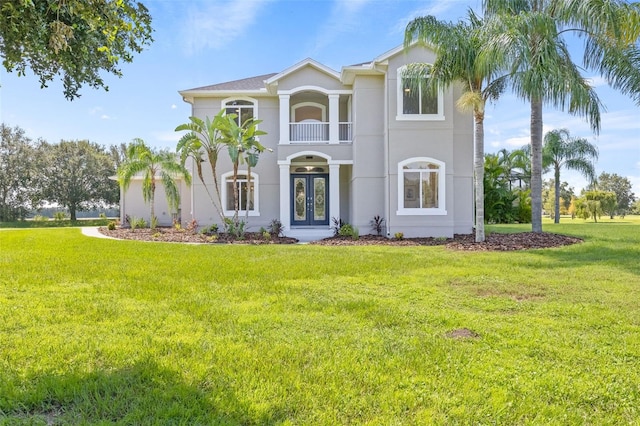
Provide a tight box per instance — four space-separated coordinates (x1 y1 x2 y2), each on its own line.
289 121 352 143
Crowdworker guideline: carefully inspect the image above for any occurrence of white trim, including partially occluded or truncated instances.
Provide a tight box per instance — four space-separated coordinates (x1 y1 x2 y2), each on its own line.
278 85 352 96
221 171 260 217
265 58 341 85
396 157 447 216
396 65 445 121
291 101 327 122
221 96 258 121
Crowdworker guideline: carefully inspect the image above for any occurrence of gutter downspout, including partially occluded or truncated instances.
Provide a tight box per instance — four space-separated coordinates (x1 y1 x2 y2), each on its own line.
383 65 391 237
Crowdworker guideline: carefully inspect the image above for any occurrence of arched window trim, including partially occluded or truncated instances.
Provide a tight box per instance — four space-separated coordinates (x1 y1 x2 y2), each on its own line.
396 65 445 121
221 97 258 123
397 157 447 216
221 170 260 217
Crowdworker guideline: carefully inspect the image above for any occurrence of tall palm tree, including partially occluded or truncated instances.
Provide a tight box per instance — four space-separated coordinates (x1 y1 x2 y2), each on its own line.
175 110 228 221
482 0 640 233
218 113 269 224
404 10 506 242
117 139 192 228
543 128 598 223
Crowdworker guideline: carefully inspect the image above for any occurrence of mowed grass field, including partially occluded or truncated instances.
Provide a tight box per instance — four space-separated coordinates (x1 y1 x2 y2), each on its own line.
1 218 639 424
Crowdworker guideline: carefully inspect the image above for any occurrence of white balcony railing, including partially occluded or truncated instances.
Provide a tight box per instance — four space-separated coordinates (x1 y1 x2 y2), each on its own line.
289 121 352 143
290 121 329 142
339 122 352 142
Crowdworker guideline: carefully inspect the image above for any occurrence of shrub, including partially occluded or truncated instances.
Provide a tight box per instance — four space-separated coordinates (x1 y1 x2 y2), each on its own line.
268 219 284 237
370 215 385 236
130 216 146 230
262 230 271 241
53 211 68 221
224 218 246 240
99 212 108 219
338 224 359 240
150 215 159 229
331 217 346 236
32 215 49 223
107 221 117 231
394 232 404 240
200 224 218 235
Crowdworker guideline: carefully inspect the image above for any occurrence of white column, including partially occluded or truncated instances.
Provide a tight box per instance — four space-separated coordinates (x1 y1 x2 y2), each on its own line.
329 94 339 144
279 95 290 144
279 163 290 231
329 164 340 222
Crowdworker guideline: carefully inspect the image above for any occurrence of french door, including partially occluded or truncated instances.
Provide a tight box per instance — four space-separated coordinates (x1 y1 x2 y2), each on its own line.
290 174 329 226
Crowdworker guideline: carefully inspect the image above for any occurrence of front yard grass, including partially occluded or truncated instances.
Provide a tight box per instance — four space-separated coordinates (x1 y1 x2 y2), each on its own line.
1 218 639 424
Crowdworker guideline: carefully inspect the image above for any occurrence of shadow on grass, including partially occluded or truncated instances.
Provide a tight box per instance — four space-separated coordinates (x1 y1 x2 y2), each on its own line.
1 359 287 425
526 239 640 276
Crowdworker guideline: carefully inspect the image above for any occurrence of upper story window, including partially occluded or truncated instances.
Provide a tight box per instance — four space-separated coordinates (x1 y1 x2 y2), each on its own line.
397 157 446 216
221 171 260 217
397 65 444 121
223 98 256 126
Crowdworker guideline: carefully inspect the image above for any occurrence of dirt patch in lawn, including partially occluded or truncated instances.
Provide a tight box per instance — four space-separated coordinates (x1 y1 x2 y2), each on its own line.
98 227 582 251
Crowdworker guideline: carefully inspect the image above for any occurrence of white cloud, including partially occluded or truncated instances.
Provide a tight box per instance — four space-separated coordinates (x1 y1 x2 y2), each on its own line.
182 0 271 54
392 0 457 34
585 75 608 88
171 104 177 110
100 114 111 120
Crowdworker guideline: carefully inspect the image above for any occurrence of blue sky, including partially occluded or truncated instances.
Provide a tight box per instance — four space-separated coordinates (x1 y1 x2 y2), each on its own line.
1 0 639 196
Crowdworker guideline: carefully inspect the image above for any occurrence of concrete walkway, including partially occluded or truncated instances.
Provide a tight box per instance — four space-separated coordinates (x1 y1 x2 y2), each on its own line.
81 226 117 239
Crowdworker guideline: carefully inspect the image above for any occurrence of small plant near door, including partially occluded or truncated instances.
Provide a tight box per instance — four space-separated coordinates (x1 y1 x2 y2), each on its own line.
268 219 284 237
370 215 385 236
338 224 359 241
331 217 345 236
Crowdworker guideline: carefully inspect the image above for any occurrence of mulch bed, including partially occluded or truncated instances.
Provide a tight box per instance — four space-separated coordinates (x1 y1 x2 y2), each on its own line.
99 227 582 251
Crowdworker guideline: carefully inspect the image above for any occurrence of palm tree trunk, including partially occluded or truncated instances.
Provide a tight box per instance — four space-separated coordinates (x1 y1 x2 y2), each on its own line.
474 110 485 242
150 180 156 229
232 163 239 224
530 98 544 233
245 165 252 223
554 166 561 223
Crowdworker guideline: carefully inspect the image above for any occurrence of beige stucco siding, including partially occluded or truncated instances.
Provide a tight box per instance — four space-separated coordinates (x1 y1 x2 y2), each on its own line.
276 66 345 91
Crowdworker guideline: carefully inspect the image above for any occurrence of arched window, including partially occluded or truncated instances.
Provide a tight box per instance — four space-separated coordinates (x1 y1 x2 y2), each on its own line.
397 157 446 215
221 171 260 216
222 98 256 125
396 65 444 121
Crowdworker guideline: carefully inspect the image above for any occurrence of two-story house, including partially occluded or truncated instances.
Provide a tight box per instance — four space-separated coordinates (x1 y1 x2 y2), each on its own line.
120 44 474 239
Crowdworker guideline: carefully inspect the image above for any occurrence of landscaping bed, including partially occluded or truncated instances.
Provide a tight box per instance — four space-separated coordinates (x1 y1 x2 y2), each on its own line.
99 227 582 250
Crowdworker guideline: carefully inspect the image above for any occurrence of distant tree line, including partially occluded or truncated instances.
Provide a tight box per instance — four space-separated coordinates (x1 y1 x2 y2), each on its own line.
485 129 636 224
0 123 120 221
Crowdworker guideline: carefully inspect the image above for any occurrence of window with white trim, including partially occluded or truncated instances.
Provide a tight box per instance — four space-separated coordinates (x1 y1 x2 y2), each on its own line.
222 171 260 216
223 99 255 126
397 65 444 120
397 158 446 215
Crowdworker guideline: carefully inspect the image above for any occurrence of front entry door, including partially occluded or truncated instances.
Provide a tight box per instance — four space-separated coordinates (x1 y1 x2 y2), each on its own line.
291 174 329 226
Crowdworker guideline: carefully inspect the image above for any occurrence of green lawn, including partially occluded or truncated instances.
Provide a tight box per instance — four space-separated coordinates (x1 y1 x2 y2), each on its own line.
1 219 639 424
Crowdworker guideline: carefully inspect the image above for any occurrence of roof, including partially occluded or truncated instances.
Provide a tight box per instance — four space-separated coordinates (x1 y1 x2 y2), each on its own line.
185 73 277 92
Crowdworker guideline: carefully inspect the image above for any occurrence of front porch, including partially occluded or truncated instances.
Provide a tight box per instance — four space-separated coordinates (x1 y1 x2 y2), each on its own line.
277 151 352 235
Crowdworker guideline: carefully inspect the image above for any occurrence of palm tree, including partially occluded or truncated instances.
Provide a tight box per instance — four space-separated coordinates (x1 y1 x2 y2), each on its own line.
117 139 192 228
543 129 598 223
404 10 506 242
218 113 269 224
482 0 640 233
175 110 228 222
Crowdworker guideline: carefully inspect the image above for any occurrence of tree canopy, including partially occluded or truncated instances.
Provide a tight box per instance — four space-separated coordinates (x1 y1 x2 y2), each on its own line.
42 140 119 220
0 0 153 99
